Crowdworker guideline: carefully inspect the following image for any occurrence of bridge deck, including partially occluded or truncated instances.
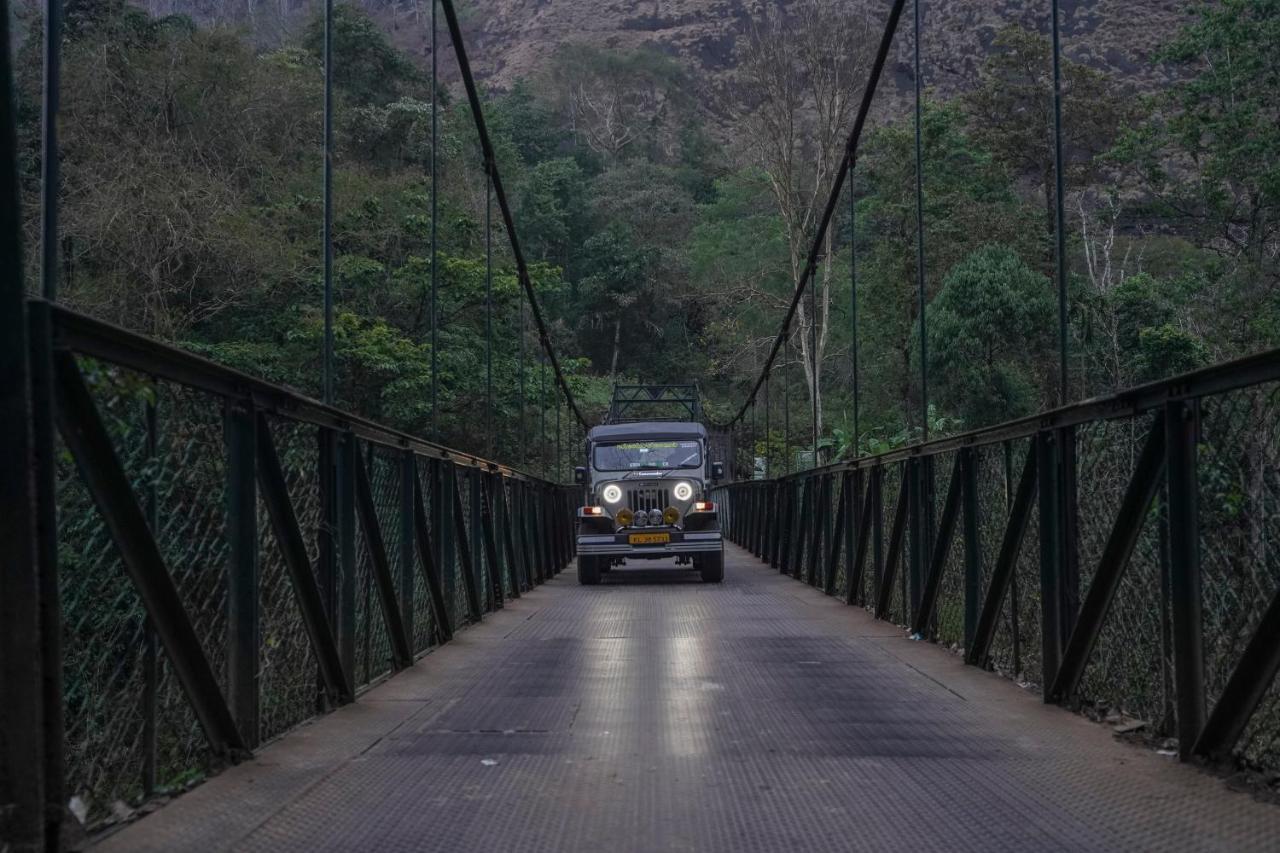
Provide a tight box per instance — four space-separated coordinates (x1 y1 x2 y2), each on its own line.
99 545 1278 852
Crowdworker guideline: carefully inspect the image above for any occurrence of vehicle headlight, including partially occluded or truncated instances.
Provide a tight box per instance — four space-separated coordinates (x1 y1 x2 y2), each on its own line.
602 484 623 504
673 481 694 501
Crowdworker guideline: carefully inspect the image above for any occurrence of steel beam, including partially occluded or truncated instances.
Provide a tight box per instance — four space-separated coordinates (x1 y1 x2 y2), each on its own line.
256 412 352 704
825 474 848 597
1166 400 1204 759
845 468 877 606
1195 580 1280 762
410 469 453 643
875 468 911 618
399 452 416 648
967 444 1038 668
54 351 248 757
1049 416 1164 703
961 448 981 652
29 301 63 846
225 399 259 746
354 448 414 670
481 473 505 608
451 464 484 623
912 452 963 636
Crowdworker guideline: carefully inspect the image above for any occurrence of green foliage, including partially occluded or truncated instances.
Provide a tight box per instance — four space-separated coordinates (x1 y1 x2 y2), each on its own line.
928 246 1056 426
19 0 1280 476
303 4 423 106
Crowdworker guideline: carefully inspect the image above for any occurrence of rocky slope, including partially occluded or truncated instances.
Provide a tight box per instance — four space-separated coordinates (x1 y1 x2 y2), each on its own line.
458 0 1188 98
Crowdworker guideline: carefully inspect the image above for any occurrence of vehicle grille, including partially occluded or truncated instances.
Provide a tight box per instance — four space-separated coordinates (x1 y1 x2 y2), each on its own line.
627 487 670 513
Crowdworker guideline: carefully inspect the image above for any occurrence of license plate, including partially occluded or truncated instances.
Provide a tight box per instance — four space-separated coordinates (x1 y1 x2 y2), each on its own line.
629 532 670 545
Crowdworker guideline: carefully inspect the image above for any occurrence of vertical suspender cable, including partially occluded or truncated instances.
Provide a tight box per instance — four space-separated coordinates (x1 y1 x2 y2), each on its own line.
1050 0 1070 406
540 356 547 478
849 154 859 457
40 0 60 301
810 239 818 465
322 0 334 404
485 176 493 456
764 370 771 478
913 0 928 441
784 334 791 475
430 0 439 439
519 298 526 463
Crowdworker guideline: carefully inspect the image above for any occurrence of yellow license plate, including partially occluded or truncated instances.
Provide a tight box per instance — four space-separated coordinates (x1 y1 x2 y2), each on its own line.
629 532 671 545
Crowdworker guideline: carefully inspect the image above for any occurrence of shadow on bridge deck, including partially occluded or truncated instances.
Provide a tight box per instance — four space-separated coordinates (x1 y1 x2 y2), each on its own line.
98 545 1278 852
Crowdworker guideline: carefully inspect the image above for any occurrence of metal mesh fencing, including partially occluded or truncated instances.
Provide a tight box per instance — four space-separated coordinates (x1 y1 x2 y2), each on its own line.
1199 385 1280 767
257 416 324 743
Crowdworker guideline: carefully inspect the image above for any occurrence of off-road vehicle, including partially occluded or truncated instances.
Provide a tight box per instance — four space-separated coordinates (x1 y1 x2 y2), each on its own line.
574 385 725 584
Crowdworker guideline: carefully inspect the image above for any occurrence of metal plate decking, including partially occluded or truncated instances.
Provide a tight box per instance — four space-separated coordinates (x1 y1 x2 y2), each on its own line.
98 545 1280 851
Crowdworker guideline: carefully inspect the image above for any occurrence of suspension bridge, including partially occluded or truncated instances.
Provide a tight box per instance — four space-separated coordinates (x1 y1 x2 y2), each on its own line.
4 0 1280 850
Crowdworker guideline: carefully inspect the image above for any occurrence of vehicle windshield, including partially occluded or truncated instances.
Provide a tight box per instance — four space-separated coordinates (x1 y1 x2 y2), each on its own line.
594 439 702 471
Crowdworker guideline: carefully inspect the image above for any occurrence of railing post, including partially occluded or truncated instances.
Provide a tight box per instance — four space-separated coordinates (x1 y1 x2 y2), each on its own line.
908 457 924 617
337 431 357 681
1060 425 1080 644
498 476 520 599
871 465 884 607
468 467 484 609
1 310 43 846
225 398 259 747
1038 430 1064 692
1166 399 1204 759
845 470 859 601
29 300 64 845
400 452 416 648
961 447 981 652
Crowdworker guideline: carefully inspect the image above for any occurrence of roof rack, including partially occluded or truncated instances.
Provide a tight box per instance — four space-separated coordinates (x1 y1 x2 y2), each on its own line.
605 384 702 424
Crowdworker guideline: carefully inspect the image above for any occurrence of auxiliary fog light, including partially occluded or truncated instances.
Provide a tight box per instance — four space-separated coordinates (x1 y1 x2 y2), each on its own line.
673 481 694 501
662 506 681 526
633 510 649 527
602 483 623 504
616 507 635 527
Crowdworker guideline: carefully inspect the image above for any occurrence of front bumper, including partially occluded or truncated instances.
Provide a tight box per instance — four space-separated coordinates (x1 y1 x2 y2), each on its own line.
577 528 723 556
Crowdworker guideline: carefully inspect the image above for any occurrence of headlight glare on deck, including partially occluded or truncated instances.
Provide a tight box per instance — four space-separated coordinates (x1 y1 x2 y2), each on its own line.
673 481 694 501
602 484 623 504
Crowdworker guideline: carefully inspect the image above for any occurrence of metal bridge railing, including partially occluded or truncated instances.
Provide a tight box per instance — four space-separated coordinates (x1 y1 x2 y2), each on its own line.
11 298 579 839
713 348 1280 776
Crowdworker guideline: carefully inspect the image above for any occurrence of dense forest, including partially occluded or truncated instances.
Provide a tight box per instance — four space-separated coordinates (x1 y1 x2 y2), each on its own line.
13 0 1279 475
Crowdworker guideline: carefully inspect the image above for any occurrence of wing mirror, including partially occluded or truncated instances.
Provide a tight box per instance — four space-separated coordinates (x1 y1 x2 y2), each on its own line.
573 466 587 484
711 461 725 482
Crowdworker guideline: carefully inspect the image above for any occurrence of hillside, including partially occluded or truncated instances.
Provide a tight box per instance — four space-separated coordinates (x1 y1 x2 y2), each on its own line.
458 0 1188 101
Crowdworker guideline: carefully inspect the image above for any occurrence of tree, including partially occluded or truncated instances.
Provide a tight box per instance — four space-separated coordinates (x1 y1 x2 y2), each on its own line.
964 25 1132 237
1110 0 1279 358
732 0 873 451
547 44 692 167
577 224 650 379
854 100 1037 435
928 245 1056 427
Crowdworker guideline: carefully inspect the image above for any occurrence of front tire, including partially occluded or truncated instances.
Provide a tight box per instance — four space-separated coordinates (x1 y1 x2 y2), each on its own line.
578 554 602 585
696 549 724 584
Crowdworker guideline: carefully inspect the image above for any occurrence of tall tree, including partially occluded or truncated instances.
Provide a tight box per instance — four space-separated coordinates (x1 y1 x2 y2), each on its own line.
732 0 873 448
964 25 1132 238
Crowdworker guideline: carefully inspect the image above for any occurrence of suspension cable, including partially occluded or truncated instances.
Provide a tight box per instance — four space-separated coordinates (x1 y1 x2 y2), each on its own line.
438 0 590 430
722 0 909 429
